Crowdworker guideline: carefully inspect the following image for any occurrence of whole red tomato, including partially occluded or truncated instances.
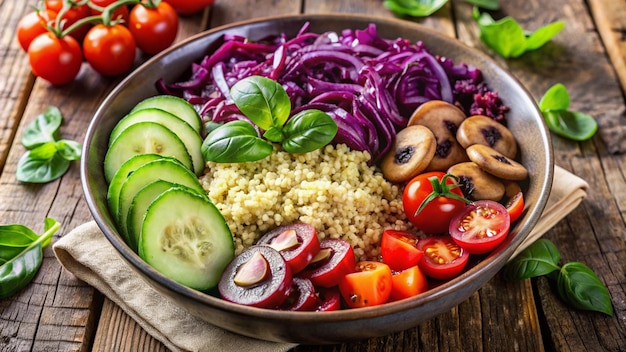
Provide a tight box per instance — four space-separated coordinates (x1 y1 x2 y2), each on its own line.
402 172 468 234
16 10 56 52
89 0 130 23
28 32 82 85
83 24 136 76
128 2 178 54
163 0 215 15
45 0 91 42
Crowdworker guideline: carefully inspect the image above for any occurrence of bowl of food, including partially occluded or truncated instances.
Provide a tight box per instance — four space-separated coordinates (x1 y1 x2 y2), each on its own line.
81 13 553 344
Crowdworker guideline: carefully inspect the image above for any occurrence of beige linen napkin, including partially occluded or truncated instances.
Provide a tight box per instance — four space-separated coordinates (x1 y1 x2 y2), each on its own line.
52 165 586 352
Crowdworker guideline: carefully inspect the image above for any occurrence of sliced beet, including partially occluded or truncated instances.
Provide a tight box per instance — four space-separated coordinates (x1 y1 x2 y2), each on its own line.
257 223 320 274
218 246 292 308
315 286 342 312
278 277 318 311
298 239 356 288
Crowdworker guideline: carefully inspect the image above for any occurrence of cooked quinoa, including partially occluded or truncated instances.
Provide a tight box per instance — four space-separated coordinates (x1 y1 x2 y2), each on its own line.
200 144 412 261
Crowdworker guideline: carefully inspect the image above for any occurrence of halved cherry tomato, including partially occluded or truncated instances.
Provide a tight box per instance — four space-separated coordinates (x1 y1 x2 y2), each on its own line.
128 1 178 54
403 172 468 234
163 0 214 15
28 32 82 85
380 229 423 271
449 200 510 255
339 261 392 308
16 10 56 52
389 265 428 301
505 191 524 223
256 223 320 274
298 239 356 288
45 0 91 42
83 24 136 76
315 286 341 312
416 235 469 280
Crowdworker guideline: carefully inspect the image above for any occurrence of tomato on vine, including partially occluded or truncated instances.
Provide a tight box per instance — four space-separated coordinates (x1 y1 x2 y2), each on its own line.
402 172 470 234
128 0 178 54
45 0 91 42
89 0 130 23
83 23 136 76
28 32 83 85
16 10 56 52
163 0 214 15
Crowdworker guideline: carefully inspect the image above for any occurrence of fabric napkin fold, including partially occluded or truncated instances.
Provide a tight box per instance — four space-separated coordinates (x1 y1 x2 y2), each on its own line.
52 165 587 352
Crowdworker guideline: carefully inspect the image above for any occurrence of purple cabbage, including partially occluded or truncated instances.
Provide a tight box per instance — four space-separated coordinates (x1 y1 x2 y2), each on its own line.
157 23 508 163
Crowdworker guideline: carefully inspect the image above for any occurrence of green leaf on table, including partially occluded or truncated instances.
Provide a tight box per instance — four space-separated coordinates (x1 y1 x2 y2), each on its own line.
56 140 83 161
16 151 71 183
282 109 338 154
473 7 564 58
538 83 598 141
557 262 614 316
0 218 60 299
201 120 273 163
383 0 448 17
504 238 562 279
21 106 63 150
0 224 41 262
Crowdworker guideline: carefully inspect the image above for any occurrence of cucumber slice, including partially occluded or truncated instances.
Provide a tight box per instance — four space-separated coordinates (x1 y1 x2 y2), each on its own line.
109 108 205 176
127 180 206 252
139 187 234 290
104 122 193 183
131 95 202 135
116 158 205 243
107 154 164 218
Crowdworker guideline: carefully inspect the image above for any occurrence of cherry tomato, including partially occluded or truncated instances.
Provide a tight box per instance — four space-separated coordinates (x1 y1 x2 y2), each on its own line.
416 235 469 280
45 0 91 42
83 24 136 76
298 239 356 288
403 172 468 234
339 261 392 308
389 265 428 301
16 10 55 52
380 229 423 272
89 0 130 23
163 0 214 15
128 2 178 54
449 200 510 255
28 32 82 85
256 223 320 274
505 191 524 223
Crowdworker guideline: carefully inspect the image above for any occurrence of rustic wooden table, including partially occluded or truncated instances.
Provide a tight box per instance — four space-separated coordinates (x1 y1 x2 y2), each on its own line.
1 0 625 351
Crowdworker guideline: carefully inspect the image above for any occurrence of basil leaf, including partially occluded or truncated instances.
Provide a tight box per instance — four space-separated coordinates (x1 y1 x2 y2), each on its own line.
557 262 613 316
0 225 40 262
201 120 273 163
383 0 448 17
539 83 570 111
28 142 58 160
16 151 70 183
0 218 60 299
22 106 63 150
542 110 598 141
230 76 291 131
525 20 565 51
464 0 499 10
282 110 338 154
504 238 561 279
263 126 286 143
56 139 83 161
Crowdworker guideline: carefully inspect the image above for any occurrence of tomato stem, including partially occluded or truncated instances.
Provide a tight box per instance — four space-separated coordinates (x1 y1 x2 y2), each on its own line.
414 174 471 217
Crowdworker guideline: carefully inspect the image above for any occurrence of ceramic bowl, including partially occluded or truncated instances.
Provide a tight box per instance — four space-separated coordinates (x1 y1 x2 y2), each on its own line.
81 14 553 344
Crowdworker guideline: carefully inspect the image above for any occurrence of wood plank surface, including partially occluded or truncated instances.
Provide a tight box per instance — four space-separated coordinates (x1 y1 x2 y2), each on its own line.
0 0 624 351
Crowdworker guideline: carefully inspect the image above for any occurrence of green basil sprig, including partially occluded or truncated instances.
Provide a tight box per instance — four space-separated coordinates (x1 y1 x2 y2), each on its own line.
504 239 613 316
384 0 499 17
16 107 82 183
538 83 598 141
202 76 338 163
473 7 565 58
0 218 60 299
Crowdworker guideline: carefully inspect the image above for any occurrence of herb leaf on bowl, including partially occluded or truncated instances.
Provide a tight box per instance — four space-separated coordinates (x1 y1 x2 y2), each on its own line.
473 7 565 58
504 239 613 316
384 0 499 17
538 83 598 141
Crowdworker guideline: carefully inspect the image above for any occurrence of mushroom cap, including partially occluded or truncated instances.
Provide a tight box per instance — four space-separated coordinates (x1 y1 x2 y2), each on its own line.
457 115 518 159
381 125 436 183
466 144 528 181
447 161 505 201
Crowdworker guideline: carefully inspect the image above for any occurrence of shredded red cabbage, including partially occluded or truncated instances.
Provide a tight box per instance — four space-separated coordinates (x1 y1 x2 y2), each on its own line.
157 23 509 163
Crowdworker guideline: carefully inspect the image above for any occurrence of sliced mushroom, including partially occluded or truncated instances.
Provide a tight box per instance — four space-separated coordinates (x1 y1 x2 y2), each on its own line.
466 144 528 181
447 162 505 201
407 100 469 171
457 115 518 159
381 125 436 183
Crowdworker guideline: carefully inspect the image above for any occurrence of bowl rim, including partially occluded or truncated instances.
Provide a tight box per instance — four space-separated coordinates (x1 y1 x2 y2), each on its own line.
81 12 554 324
